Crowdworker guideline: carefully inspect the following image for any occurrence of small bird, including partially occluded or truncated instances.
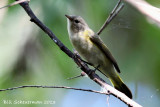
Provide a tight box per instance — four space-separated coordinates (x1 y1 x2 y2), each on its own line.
65 15 132 99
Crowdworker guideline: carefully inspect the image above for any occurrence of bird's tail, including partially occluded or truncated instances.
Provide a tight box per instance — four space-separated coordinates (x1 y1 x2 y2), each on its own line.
109 74 132 99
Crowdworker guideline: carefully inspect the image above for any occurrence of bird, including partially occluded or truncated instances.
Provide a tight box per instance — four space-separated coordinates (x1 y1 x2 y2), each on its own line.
65 14 132 99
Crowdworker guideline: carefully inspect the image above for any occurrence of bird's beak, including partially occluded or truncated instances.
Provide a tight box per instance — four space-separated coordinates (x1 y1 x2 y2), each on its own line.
65 15 73 21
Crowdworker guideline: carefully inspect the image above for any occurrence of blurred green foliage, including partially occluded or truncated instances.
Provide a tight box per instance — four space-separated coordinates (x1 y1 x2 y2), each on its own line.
0 0 160 107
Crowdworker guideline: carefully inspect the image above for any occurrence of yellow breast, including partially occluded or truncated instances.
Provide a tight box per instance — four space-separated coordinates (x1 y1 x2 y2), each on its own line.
79 30 93 45
70 29 108 67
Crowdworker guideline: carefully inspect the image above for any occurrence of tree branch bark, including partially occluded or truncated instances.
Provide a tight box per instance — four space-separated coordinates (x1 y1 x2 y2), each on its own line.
0 0 30 9
0 0 142 107
0 85 107 95
97 0 124 35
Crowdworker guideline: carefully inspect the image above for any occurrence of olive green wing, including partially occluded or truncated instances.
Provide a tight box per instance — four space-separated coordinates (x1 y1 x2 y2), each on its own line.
90 35 120 73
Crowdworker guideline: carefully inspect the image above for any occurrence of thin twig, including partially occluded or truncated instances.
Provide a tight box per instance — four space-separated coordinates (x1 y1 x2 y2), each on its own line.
67 71 87 80
0 85 107 95
0 0 30 10
112 0 122 14
67 74 83 80
97 0 124 35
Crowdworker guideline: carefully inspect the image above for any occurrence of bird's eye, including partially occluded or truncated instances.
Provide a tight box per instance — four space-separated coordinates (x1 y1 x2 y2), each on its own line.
74 20 79 23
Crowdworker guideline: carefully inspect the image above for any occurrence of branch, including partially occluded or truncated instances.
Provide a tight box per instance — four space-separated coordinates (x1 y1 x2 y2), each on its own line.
0 85 106 95
124 0 160 27
0 0 30 9
1 0 142 107
97 0 124 35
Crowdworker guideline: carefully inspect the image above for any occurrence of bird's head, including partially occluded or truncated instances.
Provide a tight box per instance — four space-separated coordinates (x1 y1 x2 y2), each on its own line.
65 15 88 33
